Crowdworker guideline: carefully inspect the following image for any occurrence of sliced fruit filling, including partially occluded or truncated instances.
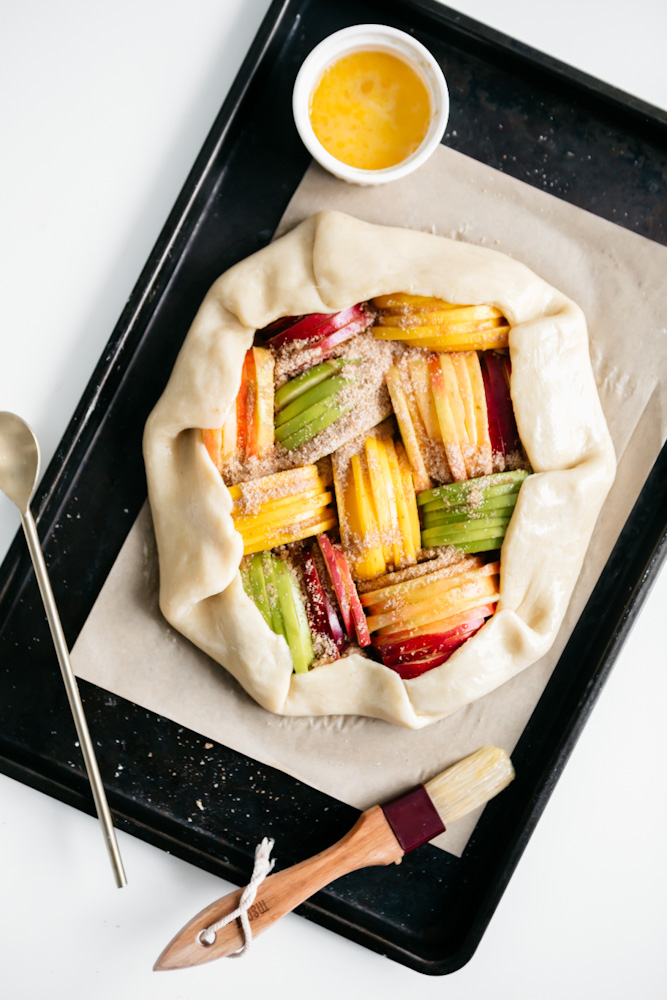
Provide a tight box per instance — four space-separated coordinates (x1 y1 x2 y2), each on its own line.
332 431 420 580
418 469 529 552
371 294 510 351
202 291 529 676
230 466 337 554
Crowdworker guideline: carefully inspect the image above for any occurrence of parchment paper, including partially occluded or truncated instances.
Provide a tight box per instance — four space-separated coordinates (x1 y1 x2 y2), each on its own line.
71 146 667 855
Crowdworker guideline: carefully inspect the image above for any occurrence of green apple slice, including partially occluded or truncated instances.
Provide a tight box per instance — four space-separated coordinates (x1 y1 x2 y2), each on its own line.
417 469 530 508
275 373 353 429
422 493 518 527
273 558 314 674
278 399 355 452
274 358 350 413
421 518 512 548
260 551 286 639
247 554 272 628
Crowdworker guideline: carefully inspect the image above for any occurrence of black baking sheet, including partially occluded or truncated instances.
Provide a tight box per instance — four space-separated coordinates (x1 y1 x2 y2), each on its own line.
1 0 666 975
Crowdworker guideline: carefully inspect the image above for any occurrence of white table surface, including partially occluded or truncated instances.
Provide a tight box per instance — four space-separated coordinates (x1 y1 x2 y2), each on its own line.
1 2 666 997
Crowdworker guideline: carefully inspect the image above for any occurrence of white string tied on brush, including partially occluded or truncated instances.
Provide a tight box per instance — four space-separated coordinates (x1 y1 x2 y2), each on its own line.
197 838 276 957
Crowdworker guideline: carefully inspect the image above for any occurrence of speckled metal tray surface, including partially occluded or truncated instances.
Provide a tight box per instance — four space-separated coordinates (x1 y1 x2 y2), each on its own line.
1 0 666 975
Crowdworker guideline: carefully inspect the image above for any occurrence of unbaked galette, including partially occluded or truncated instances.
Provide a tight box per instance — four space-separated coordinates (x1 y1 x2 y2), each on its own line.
143 211 615 728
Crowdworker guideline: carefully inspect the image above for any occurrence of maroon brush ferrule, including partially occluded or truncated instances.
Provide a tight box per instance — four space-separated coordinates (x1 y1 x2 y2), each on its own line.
381 784 446 853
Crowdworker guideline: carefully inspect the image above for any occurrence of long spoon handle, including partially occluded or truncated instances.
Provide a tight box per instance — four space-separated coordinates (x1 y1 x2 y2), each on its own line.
21 509 127 888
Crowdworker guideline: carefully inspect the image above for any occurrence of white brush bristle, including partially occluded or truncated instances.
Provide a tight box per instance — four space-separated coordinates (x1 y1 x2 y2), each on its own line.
424 746 515 824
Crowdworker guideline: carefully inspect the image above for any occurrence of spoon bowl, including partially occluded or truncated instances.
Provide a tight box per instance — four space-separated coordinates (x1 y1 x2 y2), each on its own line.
0 411 41 515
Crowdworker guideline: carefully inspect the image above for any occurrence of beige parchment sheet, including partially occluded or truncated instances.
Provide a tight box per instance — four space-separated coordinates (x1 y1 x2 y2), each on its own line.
71 146 667 856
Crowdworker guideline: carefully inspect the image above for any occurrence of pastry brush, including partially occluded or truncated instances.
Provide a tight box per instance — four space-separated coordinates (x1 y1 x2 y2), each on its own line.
154 745 514 970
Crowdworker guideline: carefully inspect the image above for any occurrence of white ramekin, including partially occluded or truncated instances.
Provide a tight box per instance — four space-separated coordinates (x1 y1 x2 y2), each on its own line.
292 24 449 186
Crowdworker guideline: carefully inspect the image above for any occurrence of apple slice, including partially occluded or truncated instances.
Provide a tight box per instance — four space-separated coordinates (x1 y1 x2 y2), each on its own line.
374 602 497 644
480 351 521 460
251 346 275 458
428 354 467 481
375 438 403 569
366 575 499 633
384 438 417 566
384 631 481 678
377 616 488 660
236 350 252 457
395 440 421 554
266 305 367 348
350 453 386 579
464 351 493 475
364 437 394 564
220 405 238 465
310 313 373 360
372 293 457 310
202 428 223 471
385 365 431 492
261 314 305 340
380 620 486 666
274 358 351 413
407 355 440 440
273 557 314 674
361 562 500 615
334 546 371 647
302 546 346 655
317 533 352 637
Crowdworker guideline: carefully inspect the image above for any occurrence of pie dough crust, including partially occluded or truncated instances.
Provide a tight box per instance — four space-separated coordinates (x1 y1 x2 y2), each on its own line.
143 211 616 729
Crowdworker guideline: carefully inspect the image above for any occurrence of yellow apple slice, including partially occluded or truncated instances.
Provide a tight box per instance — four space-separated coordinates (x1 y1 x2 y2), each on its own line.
465 352 493 475
385 365 431 493
360 556 485 606
428 355 467 481
375 438 403 569
372 293 458 311
364 437 394 564
407 355 439 439
232 484 326 518
375 591 499 639
243 515 338 555
384 438 416 566
201 428 223 471
252 346 275 458
221 406 238 464
451 353 477 445
366 574 499 633
439 353 477 479
362 562 499 615
380 305 503 328
228 465 321 505
350 453 385 579
240 499 334 547
395 440 421 554
233 491 333 533
373 324 510 351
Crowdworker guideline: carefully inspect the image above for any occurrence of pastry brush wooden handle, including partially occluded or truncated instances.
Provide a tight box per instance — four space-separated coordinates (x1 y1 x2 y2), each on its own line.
154 806 403 970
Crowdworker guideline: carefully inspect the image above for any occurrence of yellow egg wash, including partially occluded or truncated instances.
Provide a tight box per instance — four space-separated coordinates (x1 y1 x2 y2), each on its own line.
309 50 432 170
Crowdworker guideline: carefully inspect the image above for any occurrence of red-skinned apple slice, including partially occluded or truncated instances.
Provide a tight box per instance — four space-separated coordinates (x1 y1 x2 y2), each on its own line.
236 351 251 456
333 546 372 647
266 305 367 348
261 314 304 339
384 626 484 678
317 533 352 637
379 619 486 665
307 314 373 360
373 602 497 645
302 548 346 656
481 351 521 457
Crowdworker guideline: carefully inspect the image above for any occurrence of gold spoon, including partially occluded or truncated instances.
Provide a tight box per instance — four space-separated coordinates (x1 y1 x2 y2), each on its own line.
0 411 127 887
